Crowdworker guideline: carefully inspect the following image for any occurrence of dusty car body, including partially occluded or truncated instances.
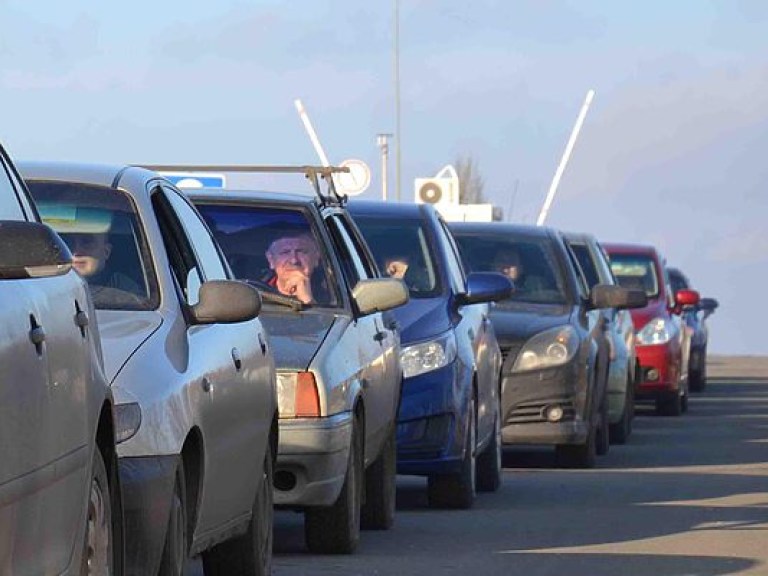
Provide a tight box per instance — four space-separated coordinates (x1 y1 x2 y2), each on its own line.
452 223 643 468
190 183 408 554
0 147 121 575
23 161 278 576
564 232 645 444
604 243 699 416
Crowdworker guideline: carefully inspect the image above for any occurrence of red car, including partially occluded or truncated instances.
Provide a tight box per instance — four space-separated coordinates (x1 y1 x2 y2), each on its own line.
603 243 699 416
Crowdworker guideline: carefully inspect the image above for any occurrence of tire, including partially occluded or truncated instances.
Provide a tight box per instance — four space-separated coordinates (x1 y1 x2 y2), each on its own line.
158 460 188 576
80 449 114 576
609 376 634 445
681 385 689 413
656 391 682 417
305 415 362 554
203 440 274 576
361 425 397 530
427 398 476 509
556 413 597 469
476 397 502 493
689 347 707 392
595 392 610 456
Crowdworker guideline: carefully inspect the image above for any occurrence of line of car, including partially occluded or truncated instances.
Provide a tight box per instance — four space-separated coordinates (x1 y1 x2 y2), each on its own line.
0 146 718 575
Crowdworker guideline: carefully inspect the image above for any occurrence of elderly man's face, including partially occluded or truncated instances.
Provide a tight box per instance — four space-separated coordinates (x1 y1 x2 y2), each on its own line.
266 235 319 278
66 233 111 277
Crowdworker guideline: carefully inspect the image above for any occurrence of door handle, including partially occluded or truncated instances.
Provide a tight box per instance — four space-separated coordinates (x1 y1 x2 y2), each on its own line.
258 333 267 355
74 301 89 337
30 325 46 346
201 377 213 393
231 348 242 371
374 331 386 343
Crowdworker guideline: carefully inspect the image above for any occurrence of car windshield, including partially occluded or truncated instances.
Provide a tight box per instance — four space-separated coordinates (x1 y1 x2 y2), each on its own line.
193 203 339 308
27 181 158 311
609 254 660 299
351 215 442 298
453 232 567 305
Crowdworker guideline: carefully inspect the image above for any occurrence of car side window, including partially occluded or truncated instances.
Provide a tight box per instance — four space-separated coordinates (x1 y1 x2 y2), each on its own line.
0 154 25 221
337 214 379 278
436 219 466 293
152 188 205 306
327 215 369 287
161 186 228 281
564 243 589 300
569 242 601 289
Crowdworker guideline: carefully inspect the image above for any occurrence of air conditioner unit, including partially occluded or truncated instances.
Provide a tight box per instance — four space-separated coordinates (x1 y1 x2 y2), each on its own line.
414 177 459 206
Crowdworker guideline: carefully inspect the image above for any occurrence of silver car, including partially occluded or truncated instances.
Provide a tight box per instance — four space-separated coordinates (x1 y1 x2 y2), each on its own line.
23 162 278 576
565 232 645 444
189 183 408 554
0 148 120 574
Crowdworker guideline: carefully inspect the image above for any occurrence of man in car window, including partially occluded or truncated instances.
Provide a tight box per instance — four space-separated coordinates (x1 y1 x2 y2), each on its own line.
67 232 142 297
493 248 546 294
265 227 321 304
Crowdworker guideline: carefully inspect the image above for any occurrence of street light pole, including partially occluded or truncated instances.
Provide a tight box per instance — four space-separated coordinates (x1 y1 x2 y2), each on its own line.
377 133 392 201
394 0 402 202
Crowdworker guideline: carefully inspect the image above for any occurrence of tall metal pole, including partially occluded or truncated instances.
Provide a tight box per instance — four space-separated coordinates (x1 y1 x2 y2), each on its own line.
377 133 392 201
537 89 595 226
394 0 402 202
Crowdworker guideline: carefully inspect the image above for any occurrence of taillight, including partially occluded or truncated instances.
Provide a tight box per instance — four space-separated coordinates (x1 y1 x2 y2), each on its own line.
276 372 321 418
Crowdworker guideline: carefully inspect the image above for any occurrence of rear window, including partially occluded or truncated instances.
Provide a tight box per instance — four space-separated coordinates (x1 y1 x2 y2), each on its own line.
194 202 340 308
453 232 567 305
27 181 158 311
352 214 442 298
609 254 660 299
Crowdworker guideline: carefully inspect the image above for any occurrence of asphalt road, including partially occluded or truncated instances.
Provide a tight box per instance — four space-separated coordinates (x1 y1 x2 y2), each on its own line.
191 356 768 575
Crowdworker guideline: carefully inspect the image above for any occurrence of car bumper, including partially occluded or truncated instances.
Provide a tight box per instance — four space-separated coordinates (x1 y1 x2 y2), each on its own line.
119 455 178 576
274 412 352 508
636 343 680 399
499 359 590 446
396 361 469 476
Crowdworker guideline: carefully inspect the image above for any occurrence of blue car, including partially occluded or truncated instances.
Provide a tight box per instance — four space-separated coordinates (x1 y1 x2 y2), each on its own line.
348 201 512 508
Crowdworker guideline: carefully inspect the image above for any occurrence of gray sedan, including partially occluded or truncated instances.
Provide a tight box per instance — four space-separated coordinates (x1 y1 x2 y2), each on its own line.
23 162 278 576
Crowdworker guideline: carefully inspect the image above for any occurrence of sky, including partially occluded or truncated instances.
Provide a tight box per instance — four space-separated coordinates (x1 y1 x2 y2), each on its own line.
2 0 766 355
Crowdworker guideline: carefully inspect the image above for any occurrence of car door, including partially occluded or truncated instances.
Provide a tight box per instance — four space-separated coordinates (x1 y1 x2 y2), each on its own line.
326 212 395 461
153 185 269 536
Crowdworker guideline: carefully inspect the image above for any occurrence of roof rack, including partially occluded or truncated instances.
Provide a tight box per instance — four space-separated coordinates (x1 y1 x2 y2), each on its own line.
138 164 351 207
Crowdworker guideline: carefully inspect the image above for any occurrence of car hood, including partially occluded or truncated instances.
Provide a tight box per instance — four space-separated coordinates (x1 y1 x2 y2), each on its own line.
96 310 164 384
629 299 669 332
389 297 451 344
490 301 572 345
259 309 338 371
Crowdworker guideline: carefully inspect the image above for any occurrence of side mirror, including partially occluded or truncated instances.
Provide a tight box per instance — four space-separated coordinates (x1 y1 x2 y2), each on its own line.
352 278 409 315
189 280 261 325
671 288 700 315
589 284 648 310
699 297 719 318
0 220 73 280
459 272 515 305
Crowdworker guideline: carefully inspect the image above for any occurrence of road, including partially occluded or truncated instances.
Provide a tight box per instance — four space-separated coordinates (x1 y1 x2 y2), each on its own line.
191 356 768 575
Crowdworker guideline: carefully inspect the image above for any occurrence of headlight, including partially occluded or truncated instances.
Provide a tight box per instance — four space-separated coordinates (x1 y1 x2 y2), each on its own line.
512 325 578 373
400 332 457 379
115 402 142 444
276 372 321 418
636 317 672 345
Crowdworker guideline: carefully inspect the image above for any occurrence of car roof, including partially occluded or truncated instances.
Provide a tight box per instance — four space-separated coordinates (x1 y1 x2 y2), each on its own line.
18 160 158 191
185 188 319 207
601 242 658 256
562 230 597 243
449 220 555 240
346 200 428 218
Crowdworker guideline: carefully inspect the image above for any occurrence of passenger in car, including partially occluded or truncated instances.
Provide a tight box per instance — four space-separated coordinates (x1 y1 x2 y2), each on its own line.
493 248 547 294
264 227 322 304
383 253 410 280
65 231 143 298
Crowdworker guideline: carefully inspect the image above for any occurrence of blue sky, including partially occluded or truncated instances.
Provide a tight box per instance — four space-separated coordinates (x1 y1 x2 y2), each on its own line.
2 1 766 354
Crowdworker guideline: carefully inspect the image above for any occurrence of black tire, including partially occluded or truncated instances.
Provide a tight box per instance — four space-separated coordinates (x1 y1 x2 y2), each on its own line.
609 376 634 445
158 460 188 576
80 449 114 576
476 397 502 493
656 390 682 417
305 416 362 554
428 398 476 509
595 392 610 457
361 425 397 530
681 385 689 413
202 440 274 576
556 416 597 469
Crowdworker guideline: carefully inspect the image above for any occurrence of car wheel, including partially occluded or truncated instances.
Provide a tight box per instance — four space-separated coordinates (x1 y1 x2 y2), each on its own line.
476 396 502 493
609 375 633 445
80 448 113 576
681 383 689 413
556 412 597 469
689 347 707 392
305 415 362 554
361 424 397 530
158 460 188 576
202 439 274 576
595 392 610 456
427 397 476 509
656 390 682 417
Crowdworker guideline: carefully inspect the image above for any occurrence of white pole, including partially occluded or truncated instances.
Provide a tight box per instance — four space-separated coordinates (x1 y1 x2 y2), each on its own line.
537 89 595 226
294 98 331 167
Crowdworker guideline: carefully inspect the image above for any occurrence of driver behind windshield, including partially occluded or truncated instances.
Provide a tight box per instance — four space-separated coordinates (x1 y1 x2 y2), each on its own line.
264 226 322 305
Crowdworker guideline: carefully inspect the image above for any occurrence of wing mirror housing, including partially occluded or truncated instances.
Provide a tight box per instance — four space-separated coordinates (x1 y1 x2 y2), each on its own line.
589 284 648 310
189 280 262 325
699 297 719 318
353 278 409 315
0 220 73 280
672 288 700 315
458 272 515 305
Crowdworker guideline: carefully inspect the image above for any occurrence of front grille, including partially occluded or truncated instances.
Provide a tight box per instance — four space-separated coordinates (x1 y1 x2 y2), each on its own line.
505 396 576 425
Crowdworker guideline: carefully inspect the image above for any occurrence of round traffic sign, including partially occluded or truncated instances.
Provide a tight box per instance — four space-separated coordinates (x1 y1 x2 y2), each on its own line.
335 159 371 196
